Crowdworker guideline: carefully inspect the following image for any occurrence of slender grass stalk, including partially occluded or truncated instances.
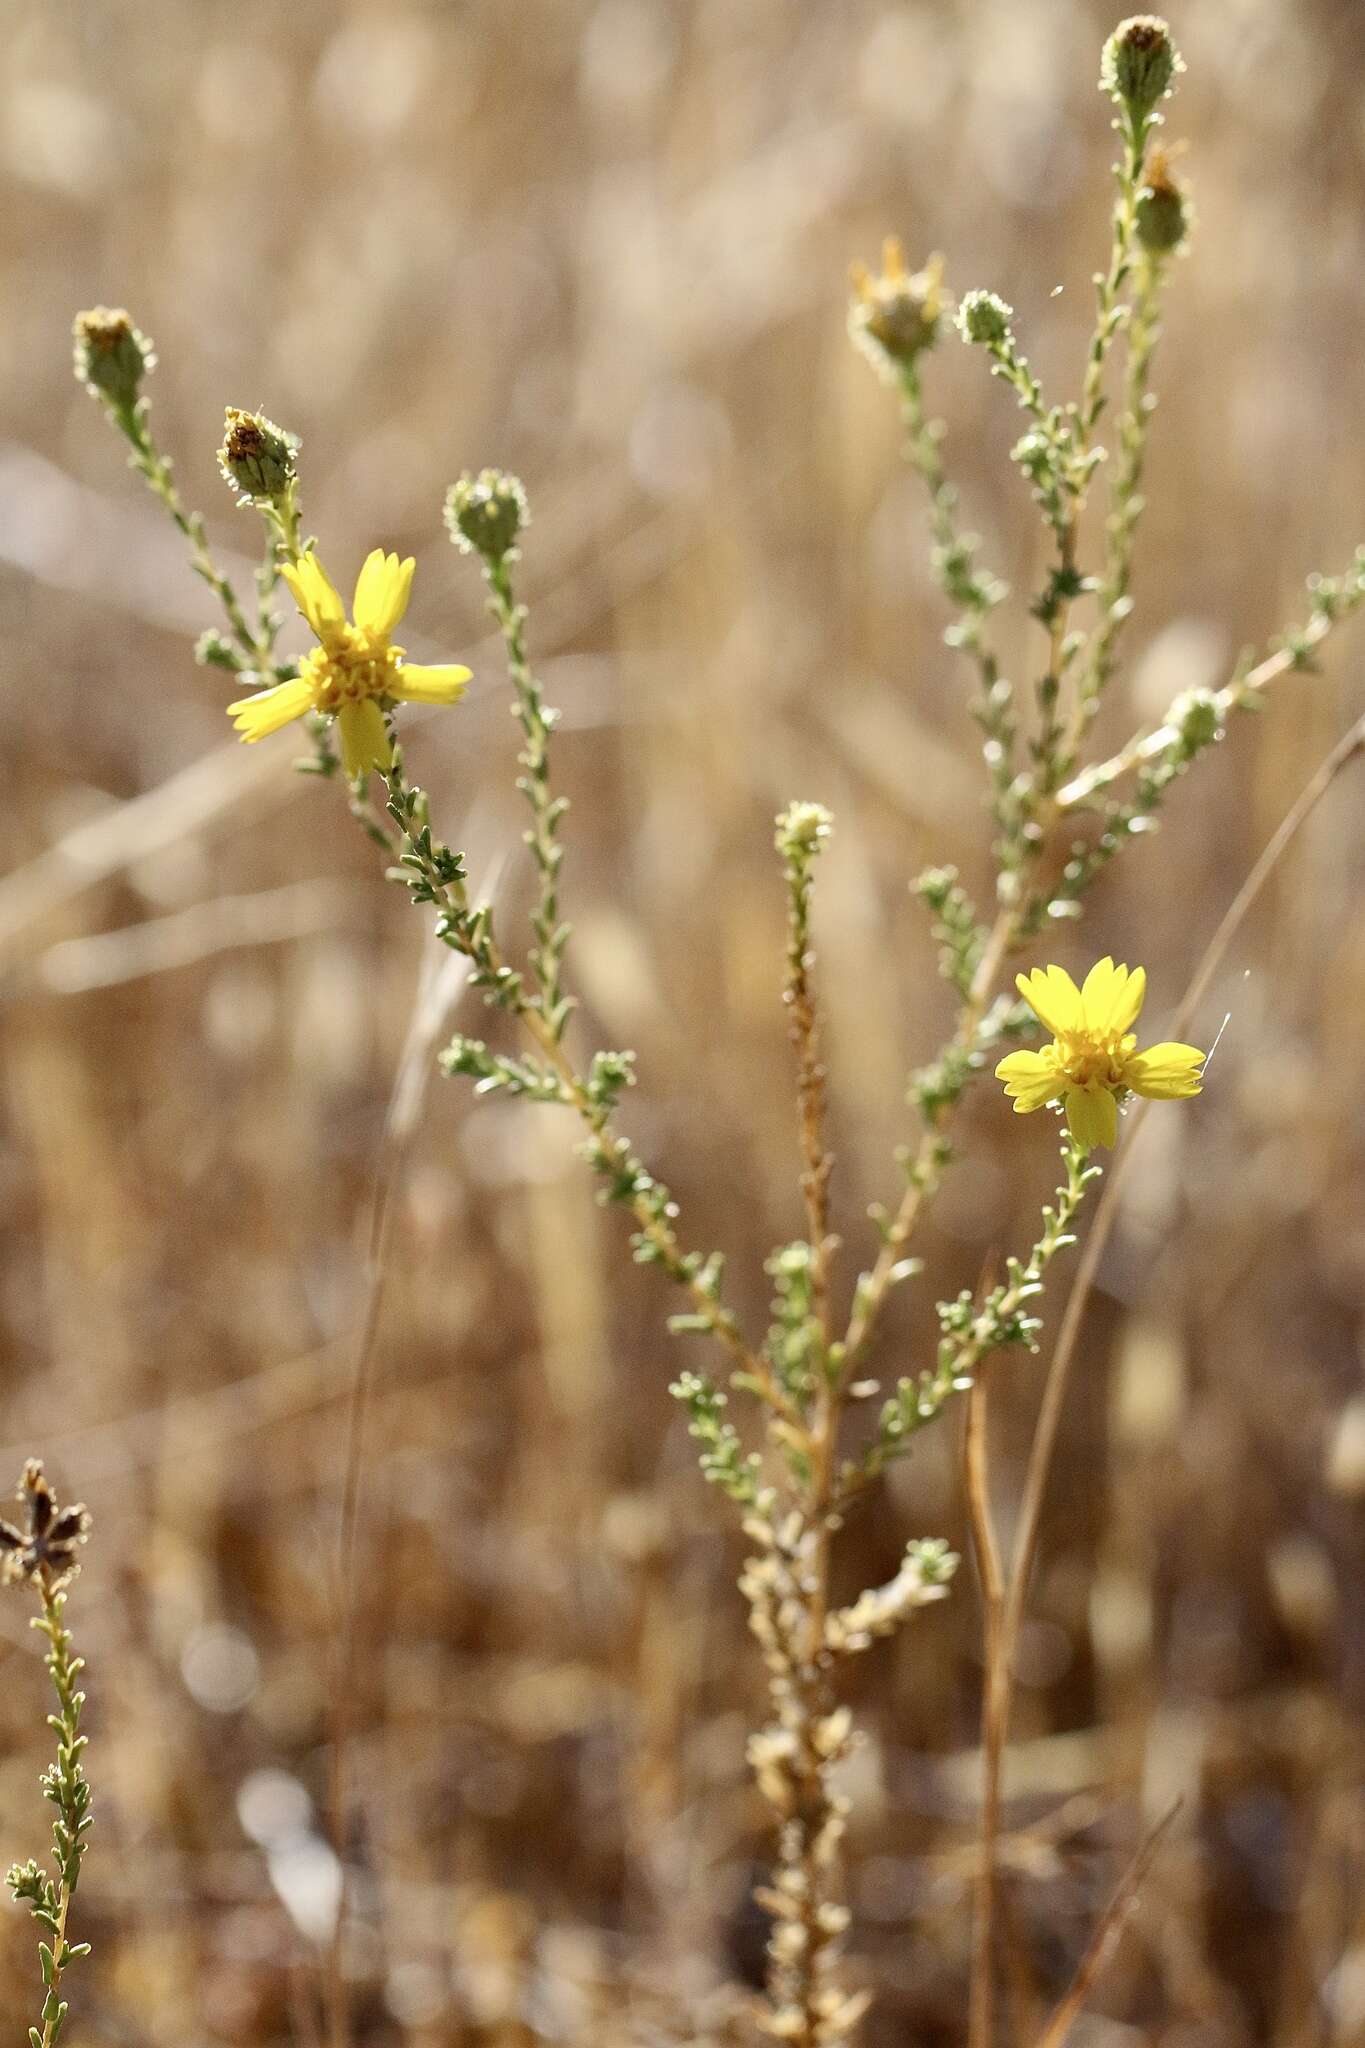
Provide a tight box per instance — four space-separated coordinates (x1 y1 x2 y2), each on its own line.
1034 1802 1181 2048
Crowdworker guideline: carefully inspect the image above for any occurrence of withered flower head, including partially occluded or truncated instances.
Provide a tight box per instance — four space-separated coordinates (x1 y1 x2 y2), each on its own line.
0 1462 91 1588
1135 145 1190 255
849 239 945 376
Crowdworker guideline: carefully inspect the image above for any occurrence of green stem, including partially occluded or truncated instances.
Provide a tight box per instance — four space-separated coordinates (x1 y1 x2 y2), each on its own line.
1069 247 1167 767
1079 107 1150 443
897 365 1021 860
380 758 795 1423
110 399 267 664
852 1135 1099 1496
483 555 573 1039
10 1580 94 2048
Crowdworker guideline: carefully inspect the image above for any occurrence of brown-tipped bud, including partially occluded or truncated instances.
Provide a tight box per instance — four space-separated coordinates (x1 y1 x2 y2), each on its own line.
217 407 299 506
445 468 528 564
72 306 154 410
848 239 944 376
1100 16 1182 121
1135 149 1189 254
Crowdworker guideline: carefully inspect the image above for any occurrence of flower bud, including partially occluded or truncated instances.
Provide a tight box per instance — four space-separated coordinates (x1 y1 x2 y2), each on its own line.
1170 687 1222 756
1135 149 1188 254
956 289 1013 350
848 240 944 376
72 307 154 410
775 800 832 863
445 469 528 563
1100 16 1182 122
217 407 299 506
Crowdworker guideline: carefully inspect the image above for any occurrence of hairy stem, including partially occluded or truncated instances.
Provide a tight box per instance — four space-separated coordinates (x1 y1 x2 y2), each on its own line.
110 397 268 665
484 553 573 1036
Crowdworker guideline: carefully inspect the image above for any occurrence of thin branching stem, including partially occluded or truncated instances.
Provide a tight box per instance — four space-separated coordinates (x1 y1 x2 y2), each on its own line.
1069 245 1168 761
109 398 269 665
484 554 573 1036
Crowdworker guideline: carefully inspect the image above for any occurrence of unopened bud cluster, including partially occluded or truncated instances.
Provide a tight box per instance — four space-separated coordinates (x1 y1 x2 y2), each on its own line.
775 800 833 864
956 289 1013 350
71 307 154 411
445 468 528 564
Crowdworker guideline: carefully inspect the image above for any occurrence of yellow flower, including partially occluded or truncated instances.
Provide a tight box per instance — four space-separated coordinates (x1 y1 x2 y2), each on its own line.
995 958 1204 1150
227 549 471 778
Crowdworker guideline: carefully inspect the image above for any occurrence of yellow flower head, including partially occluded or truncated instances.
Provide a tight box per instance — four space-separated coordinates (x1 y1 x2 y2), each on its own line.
995 958 1204 1151
227 549 471 778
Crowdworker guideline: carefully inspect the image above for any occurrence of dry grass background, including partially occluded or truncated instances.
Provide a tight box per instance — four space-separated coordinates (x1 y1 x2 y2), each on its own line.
3 0 1365 2042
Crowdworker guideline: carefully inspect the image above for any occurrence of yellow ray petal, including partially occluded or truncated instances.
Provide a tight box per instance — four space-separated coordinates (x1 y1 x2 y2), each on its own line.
995 1049 1064 1112
1065 1085 1118 1150
1108 965 1146 1035
352 549 415 637
282 552 346 641
226 676 314 742
1016 965 1082 1038
1123 1042 1205 1100
336 698 392 779
1079 958 1146 1037
392 661 471 706
1079 956 1117 1029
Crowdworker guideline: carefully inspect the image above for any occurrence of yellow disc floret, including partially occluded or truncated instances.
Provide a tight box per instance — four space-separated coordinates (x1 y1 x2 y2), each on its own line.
227 547 470 778
995 957 1204 1150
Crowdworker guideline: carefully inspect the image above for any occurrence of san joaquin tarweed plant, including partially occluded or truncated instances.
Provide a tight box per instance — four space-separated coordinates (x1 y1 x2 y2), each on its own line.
2 1464 94 2048
72 13 1365 2043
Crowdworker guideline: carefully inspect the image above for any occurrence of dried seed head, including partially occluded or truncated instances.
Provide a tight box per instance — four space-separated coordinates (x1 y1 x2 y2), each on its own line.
72 307 154 409
445 468 528 564
1101 16 1183 122
217 407 299 506
0 1462 91 1588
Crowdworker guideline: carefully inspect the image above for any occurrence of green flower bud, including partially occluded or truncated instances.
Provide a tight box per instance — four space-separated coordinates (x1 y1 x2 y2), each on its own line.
1170 688 1222 756
849 241 944 376
1100 16 1182 122
1135 150 1189 254
775 800 833 863
445 469 528 564
956 290 1013 350
217 407 299 506
72 307 154 410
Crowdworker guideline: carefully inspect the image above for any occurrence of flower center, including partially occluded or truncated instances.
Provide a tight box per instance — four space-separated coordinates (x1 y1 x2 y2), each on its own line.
301 626 403 713
1053 1032 1132 1093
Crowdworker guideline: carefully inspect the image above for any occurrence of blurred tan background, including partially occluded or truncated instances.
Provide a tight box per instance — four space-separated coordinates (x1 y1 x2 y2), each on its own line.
3 0 1365 2042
